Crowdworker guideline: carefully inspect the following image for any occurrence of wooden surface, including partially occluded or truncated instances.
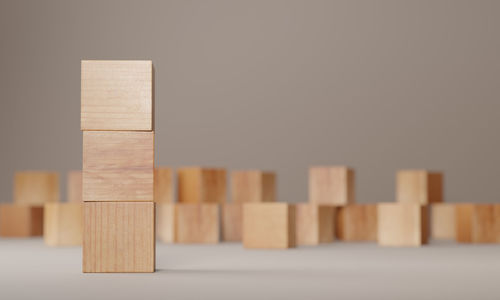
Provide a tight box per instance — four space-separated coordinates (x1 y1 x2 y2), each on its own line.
243 203 295 249
14 171 59 205
430 203 455 240
336 204 377 241
231 170 276 203
154 167 173 203
396 170 443 205
156 203 175 243
0 204 43 237
81 60 153 131
377 203 428 247
67 171 82 203
222 203 243 242
44 203 83 246
309 166 355 205
295 203 334 245
456 204 500 243
83 202 155 273
177 167 226 203
175 204 220 244
83 131 154 202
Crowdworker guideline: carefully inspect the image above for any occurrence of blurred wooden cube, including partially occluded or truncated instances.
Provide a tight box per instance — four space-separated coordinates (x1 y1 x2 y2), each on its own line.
336 204 377 241
231 170 276 203
157 203 175 243
14 171 59 205
67 171 82 203
222 203 243 242
44 202 83 246
456 204 500 243
243 203 295 249
175 203 220 244
154 167 173 203
295 203 334 245
0 204 43 237
430 203 455 240
309 166 354 206
396 170 443 204
177 167 226 203
377 203 428 247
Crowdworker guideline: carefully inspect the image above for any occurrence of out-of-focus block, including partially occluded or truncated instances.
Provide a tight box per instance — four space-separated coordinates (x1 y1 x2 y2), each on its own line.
14 171 59 205
336 204 377 241
154 168 173 203
231 170 276 203
67 171 82 203
295 203 334 245
243 203 295 249
83 202 155 273
222 203 243 242
83 131 154 202
177 167 226 203
44 203 83 246
309 166 355 206
377 203 428 247
396 170 443 205
431 203 455 240
81 60 153 131
175 204 219 244
456 204 500 243
157 203 175 243
0 204 43 237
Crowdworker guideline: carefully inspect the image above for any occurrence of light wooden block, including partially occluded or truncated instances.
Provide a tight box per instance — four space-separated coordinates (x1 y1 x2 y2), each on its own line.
44 203 83 246
243 203 295 249
222 203 243 242
456 204 500 243
396 170 443 205
83 202 155 273
309 166 355 206
295 203 334 245
14 171 59 205
0 204 43 237
231 170 276 203
177 167 226 203
67 171 82 202
156 203 175 243
81 60 153 131
336 204 378 241
175 204 220 244
154 167 173 203
83 131 154 202
430 203 455 240
377 203 428 247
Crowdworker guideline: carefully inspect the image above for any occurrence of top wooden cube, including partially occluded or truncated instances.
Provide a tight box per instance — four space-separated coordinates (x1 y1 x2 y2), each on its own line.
309 166 355 206
396 170 443 205
14 171 60 205
81 60 153 131
231 170 276 203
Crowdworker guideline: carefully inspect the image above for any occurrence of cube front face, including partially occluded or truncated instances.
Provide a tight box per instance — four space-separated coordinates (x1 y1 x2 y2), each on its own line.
296 204 334 245
44 203 83 246
67 171 82 203
231 171 276 203
0 204 43 237
431 203 455 240
309 167 354 205
396 170 443 205
81 60 153 131
337 204 377 241
154 168 173 203
83 131 154 202
222 203 243 242
156 203 175 243
175 204 220 244
456 204 500 243
178 168 226 203
14 171 60 205
377 203 427 247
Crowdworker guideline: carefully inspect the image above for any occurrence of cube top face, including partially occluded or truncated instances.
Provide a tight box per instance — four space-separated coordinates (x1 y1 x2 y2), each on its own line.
81 60 153 131
309 166 354 205
396 170 443 204
295 203 334 245
231 170 276 203
175 203 220 244
0 204 43 237
154 168 173 203
14 171 60 205
67 171 82 203
430 203 455 240
337 204 378 241
177 167 226 203
377 203 426 247
83 131 154 202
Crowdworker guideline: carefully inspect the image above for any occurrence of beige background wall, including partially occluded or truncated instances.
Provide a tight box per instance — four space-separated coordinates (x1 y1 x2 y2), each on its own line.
1 0 499 204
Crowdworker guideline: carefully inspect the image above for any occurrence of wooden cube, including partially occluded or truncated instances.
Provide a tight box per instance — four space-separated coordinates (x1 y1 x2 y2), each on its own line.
231 170 276 203
81 60 153 131
177 167 226 203
154 168 173 203
430 203 455 240
396 170 443 204
377 203 428 247
295 203 334 245
175 204 220 244
309 166 355 206
44 203 83 246
222 203 243 242
156 203 175 243
456 204 500 243
83 131 154 202
83 202 155 273
67 171 82 202
243 203 295 249
0 204 43 237
14 171 59 205
336 204 377 241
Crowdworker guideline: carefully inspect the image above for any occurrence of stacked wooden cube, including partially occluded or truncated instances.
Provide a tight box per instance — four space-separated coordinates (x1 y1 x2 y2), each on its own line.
81 60 155 273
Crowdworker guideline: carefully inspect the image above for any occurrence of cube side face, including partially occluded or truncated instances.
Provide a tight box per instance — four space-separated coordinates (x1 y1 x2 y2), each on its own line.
177 168 202 203
377 203 424 247
243 203 292 249
318 206 334 243
455 204 473 243
14 172 60 205
201 169 226 203
67 171 83 203
339 204 377 241
154 168 173 203
471 205 496 243
0 204 43 237
156 203 175 243
58 203 83 246
43 203 59 245
396 170 429 204
261 172 277 203
81 60 153 131
231 171 262 203
309 167 353 205
83 131 154 202
288 205 296 247
428 173 443 203
175 204 220 243
295 204 320 245
430 203 455 240
222 203 243 242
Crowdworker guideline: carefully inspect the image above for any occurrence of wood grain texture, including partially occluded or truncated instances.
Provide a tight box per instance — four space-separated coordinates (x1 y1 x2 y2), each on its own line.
83 202 155 273
222 203 243 242
336 204 377 242
177 167 226 203
396 170 443 204
81 60 153 131
175 204 220 244
377 203 428 247
156 203 175 243
430 203 455 240
231 170 276 203
243 203 295 249
0 204 43 237
456 204 500 243
14 171 60 205
67 171 82 203
44 203 83 246
154 167 173 203
295 203 334 245
83 131 154 202
309 166 355 206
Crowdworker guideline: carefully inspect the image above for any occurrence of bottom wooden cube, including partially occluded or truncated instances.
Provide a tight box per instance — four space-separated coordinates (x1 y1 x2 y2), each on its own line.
0 204 43 237
295 203 334 245
243 203 295 249
175 203 220 244
44 202 83 246
222 203 243 242
377 203 428 247
157 203 175 243
83 202 155 273
430 203 455 240
456 204 500 243
336 204 377 241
